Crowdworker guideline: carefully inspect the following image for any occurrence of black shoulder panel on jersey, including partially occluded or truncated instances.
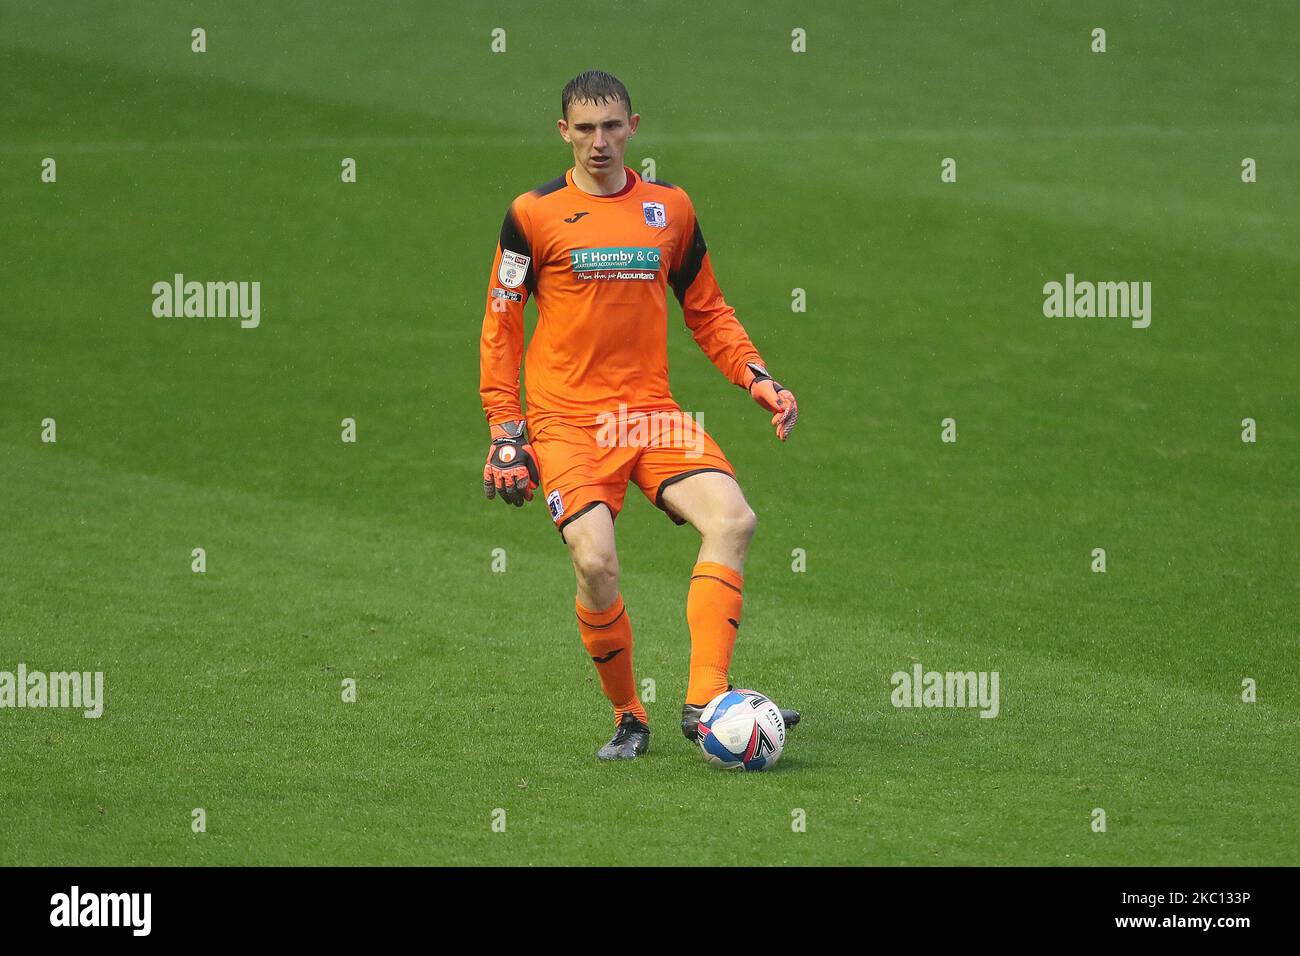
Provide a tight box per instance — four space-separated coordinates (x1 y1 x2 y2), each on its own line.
530 175 568 197
645 178 677 190
668 220 707 305
499 208 537 294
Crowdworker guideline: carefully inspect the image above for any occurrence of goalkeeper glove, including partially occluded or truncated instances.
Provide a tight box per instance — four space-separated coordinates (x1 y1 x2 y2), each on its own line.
744 362 799 442
483 420 540 507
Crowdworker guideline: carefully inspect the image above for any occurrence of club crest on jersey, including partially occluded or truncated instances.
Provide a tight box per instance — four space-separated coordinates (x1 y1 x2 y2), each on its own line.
546 490 564 519
498 250 530 289
642 201 667 229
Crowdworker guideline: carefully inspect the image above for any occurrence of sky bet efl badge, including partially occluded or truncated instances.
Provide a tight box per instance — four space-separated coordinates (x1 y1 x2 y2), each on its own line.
642 201 667 229
498 249 530 288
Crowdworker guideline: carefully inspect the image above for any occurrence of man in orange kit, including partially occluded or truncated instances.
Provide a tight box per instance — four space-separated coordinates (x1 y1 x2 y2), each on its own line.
479 71 800 759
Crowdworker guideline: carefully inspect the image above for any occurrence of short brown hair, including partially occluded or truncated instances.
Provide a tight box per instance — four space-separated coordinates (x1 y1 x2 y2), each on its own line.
561 70 632 118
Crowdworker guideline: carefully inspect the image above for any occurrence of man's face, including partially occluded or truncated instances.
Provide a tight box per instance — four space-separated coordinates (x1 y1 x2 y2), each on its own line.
558 98 639 178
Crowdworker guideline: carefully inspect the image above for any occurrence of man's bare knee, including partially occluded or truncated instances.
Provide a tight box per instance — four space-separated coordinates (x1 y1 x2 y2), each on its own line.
573 548 619 597
562 505 620 607
703 505 757 545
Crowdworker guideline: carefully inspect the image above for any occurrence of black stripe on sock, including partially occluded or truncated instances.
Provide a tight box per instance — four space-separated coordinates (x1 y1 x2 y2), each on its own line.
689 574 743 595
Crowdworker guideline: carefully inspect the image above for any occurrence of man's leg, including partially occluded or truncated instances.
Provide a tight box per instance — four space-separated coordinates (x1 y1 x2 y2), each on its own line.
562 503 649 758
660 471 800 738
659 472 757 706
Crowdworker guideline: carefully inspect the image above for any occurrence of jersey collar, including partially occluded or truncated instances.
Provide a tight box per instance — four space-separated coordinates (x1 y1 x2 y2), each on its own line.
566 166 639 201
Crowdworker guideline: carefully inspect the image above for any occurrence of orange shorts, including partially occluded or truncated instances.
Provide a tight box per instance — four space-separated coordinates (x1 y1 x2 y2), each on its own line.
530 409 735 536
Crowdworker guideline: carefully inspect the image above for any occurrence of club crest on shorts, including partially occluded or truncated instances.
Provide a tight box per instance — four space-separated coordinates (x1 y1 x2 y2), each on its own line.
546 490 564 519
498 250 530 288
642 201 667 229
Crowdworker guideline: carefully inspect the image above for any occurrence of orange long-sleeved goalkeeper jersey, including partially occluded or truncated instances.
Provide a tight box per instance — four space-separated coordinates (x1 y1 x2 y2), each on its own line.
479 167 765 427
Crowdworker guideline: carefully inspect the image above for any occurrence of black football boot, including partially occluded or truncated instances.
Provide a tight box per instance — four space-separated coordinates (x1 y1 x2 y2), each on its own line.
596 712 650 760
681 688 801 744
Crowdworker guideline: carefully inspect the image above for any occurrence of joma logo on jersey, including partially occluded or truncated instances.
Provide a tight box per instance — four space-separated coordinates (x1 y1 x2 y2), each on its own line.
570 246 660 281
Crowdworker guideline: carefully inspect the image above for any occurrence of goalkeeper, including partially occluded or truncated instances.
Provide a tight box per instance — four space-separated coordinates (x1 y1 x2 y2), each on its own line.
480 71 800 759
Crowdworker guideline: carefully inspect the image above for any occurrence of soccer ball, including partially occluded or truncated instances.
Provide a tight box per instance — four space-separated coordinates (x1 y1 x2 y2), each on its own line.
697 688 785 771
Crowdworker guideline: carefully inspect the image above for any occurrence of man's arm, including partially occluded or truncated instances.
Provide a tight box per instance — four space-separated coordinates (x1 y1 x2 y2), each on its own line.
479 201 536 426
669 199 799 441
479 201 541 504
668 214 766 389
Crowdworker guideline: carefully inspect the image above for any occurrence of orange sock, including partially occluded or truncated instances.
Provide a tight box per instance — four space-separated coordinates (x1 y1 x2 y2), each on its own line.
576 593 648 726
685 561 743 706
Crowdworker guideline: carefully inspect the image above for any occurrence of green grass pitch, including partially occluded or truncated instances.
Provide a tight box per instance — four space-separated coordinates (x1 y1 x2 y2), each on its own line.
1 1 1296 866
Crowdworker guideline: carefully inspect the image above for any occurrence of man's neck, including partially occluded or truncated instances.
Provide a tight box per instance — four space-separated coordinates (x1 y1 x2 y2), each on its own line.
572 164 628 196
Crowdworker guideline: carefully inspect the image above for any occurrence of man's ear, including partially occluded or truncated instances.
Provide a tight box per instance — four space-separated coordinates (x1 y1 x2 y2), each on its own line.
628 113 640 136
556 118 570 143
